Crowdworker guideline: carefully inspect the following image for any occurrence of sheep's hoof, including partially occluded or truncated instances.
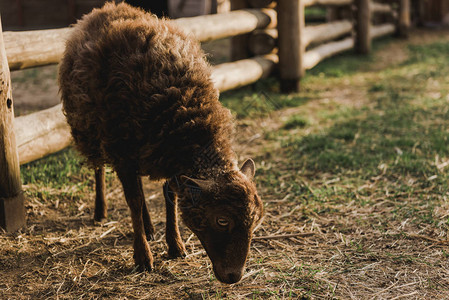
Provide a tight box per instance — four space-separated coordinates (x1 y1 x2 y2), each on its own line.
93 215 107 225
134 262 153 273
133 255 154 272
168 246 187 259
94 208 108 223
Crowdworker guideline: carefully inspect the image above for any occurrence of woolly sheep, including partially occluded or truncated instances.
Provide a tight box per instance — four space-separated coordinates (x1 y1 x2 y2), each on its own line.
59 2 263 284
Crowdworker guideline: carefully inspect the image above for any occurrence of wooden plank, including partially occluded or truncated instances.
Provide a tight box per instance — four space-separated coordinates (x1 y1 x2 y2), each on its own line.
0 16 25 232
277 0 304 92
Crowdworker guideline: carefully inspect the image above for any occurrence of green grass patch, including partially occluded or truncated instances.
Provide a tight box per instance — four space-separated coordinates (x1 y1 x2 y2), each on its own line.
283 115 309 129
21 148 89 187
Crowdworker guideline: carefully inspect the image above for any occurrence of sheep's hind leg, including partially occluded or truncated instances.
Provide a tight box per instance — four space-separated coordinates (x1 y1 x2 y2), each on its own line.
163 181 186 258
94 166 107 222
142 199 155 241
117 168 154 271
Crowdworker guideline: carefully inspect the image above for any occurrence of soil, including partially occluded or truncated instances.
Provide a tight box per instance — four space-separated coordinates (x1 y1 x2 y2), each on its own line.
2 29 449 299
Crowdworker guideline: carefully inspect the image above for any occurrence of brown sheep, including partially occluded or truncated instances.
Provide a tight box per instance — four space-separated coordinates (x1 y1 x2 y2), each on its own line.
58 2 263 284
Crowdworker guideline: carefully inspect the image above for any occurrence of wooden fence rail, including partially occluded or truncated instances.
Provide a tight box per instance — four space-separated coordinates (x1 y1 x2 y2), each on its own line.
0 0 410 232
304 23 395 70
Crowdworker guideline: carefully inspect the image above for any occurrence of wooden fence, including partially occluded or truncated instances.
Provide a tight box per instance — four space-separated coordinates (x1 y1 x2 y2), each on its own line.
0 0 410 232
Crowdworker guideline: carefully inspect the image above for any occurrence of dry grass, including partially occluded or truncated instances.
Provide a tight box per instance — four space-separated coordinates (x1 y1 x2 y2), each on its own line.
2 29 449 299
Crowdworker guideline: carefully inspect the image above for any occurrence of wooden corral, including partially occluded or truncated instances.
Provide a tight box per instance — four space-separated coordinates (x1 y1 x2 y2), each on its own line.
0 0 410 232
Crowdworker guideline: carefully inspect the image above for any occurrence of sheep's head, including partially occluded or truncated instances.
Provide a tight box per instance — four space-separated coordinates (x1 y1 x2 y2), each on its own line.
178 159 263 284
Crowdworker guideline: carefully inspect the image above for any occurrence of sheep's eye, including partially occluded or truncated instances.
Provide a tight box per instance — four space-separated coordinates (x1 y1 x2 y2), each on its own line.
216 217 229 227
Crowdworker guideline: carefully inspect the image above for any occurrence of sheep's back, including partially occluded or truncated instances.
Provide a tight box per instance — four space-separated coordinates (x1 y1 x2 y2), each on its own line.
59 3 235 179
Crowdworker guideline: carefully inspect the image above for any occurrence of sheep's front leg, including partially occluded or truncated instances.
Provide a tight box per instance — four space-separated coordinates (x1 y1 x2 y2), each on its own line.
117 168 154 271
163 181 186 258
94 166 107 222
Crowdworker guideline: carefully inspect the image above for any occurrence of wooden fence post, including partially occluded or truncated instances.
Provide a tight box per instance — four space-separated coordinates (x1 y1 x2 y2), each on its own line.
355 0 371 54
277 0 304 93
0 16 26 232
230 0 249 61
398 0 410 38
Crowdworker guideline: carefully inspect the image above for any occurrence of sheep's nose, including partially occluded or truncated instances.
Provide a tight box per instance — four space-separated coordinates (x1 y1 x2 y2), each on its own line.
214 269 243 284
224 272 242 284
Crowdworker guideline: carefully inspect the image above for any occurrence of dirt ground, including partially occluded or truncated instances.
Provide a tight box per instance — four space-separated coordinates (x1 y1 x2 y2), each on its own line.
2 29 449 299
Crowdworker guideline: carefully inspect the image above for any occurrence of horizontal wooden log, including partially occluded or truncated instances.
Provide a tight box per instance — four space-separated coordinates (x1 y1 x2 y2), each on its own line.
304 20 352 46
371 23 395 39
211 54 278 91
15 104 72 165
5 9 276 71
173 8 276 42
304 37 354 70
248 19 352 55
304 0 353 7
15 55 278 164
4 28 72 72
304 23 396 70
371 2 394 15
248 29 277 55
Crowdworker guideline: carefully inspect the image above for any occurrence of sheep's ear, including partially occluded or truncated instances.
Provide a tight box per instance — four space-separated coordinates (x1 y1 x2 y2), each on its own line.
180 175 213 191
240 158 255 180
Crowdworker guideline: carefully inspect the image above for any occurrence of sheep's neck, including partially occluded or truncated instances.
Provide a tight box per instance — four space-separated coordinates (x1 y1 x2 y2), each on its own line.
187 145 237 179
